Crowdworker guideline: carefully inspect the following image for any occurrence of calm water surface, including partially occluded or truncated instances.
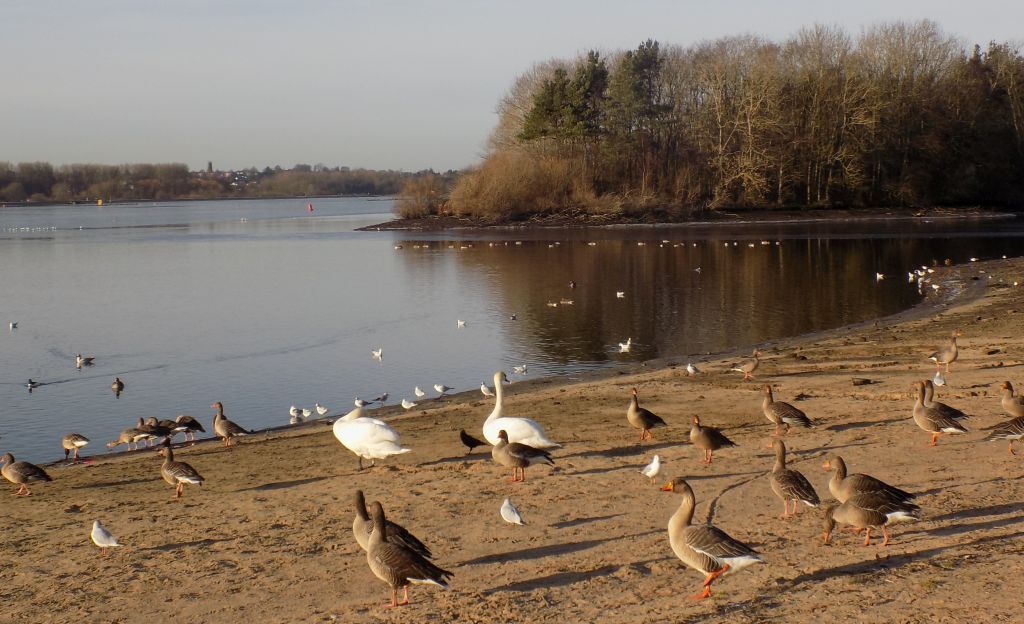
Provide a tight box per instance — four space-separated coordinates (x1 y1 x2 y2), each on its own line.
1 199 1022 462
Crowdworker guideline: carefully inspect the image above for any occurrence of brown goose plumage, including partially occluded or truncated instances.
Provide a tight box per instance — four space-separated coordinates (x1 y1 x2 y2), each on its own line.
768 440 819 518
762 385 813 435
158 444 204 499
174 415 206 443
984 382 1024 454
822 454 914 503
61 433 90 462
730 349 761 380
928 328 961 372
211 401 249 447
923 380 969 421
352 490 432 559
912 381 968 446
1 452 52 496
627 387 668 442
689 415 737 464
491 430 554 482
107 427 145 451
366 501 452 608
822 492 920 547
660 478 762 600
999 381 1024 418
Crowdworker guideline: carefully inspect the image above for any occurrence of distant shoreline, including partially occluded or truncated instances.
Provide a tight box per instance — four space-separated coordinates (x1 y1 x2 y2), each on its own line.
0 194 395 209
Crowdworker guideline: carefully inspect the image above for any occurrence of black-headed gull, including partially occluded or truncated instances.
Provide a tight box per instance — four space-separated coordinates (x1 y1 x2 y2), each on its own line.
500 498 525 525
434 384 452 397
639 455 661 483
91 520 121 555
414 386 426 399
480 383 495 397
401 399 417 409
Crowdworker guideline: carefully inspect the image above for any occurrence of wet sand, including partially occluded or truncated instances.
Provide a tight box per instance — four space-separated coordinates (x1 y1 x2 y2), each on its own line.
2 258 1023 623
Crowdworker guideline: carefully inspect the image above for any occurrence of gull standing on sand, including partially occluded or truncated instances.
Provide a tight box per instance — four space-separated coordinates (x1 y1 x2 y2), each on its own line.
372 393 389 404
315 403 328 417
500 498 525 525
355 398 372 408
434 384 453 397
91 520 121 555
639 455 661 483
401 399 417 410
414 386 426 399
480 383 495 397
686 363 700 376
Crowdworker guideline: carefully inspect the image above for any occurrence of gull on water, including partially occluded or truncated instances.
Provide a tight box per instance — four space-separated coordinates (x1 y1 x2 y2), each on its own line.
315 403 328 416
616 291 626 298
619 338 632 353
457 319 466 328
500 498 525 525
513 365 528 375
8 322 16 330
371 347 383 361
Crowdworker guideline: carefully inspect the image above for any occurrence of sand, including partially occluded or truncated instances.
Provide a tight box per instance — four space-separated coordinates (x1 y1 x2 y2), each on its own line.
2 258 1024 623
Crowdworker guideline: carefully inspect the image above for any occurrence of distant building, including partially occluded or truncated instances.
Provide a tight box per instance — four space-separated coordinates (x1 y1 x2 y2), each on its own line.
207 161 213 173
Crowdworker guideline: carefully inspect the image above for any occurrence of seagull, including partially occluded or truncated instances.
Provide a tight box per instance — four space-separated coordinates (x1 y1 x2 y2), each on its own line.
513 365 528 375
686 363 700 376
639 455 661 483
401 399 417 410
301 408 312 419
876 273 885 281
619 338 632 353
509 313 517 320
481 383 495 397
90 520 121 555
76 354 95 367
933 371 946 387
372 393 389 404
414 386 426 399
315 403 328 416
616 291 626 298
457 319 466 328
371 347 383 361
500 498 525 525
694 267 701 273
8 322 16 330
288 406 304 423
354 398 371 407
25 379 39 391
434 384 453 397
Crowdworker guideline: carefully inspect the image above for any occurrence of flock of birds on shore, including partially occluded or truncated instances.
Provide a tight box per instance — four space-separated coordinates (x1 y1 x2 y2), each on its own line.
4 321 1024 608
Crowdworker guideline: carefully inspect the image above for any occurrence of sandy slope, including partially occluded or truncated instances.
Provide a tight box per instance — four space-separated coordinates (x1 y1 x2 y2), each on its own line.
2 258 1023 623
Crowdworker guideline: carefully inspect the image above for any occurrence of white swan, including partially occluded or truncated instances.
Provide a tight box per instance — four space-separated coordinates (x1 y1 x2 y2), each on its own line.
482 371 560 449
332 406 410 470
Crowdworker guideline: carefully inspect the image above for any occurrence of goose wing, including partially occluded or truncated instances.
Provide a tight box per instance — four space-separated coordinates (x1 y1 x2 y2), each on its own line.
769 402 813 427
773 468 820 505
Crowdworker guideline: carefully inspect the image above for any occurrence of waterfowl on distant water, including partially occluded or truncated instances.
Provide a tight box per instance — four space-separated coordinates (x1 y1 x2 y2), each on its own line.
730 349 761 380
366 501 452 608
822 454 914 503
912 381 968 446
75 354 95 367
689 415 736 464
928 328 961 372
768 440 819 518
211 401 249 447
61 433 90 462
660 478 763 600
491 430 553 482
352 490 432 558
111 377 124 396
822 493 920 547
482 371 559 449
157 444 204 499
626 387 668 442
1 453 52 496
762 385 813 436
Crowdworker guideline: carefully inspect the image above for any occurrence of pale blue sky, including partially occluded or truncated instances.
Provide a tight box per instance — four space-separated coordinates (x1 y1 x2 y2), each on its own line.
2 1 1021 172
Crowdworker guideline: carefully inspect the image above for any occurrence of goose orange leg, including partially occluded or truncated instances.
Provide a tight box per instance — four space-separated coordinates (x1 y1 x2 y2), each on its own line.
929 432 940 447
861 527 872 546
398 586 410 606
1009 441 1016 455
690 564 731 600
880 526 891 547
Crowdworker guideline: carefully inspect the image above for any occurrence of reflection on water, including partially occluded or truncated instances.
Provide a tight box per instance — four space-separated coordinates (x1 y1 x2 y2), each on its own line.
0 200 1021 462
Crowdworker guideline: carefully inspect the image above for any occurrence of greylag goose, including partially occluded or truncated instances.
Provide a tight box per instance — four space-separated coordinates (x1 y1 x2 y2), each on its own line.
106 427 145 451
492 430 554 482
352 490 432 558
923 379 970 421
762 385 813 435
999 381 1024 418
211 401 249 447
158 444 204 499
1 453 52 495
660 478 763 600
822 492 920 547
91 520 121 555
61 433 90 462
912 380 968 446
768 440 819 518
500 497 525 525
366 501 452 608
690 415 737 464
928 328 961 372
459 429 487 454
76 354 95 367
111 377 124 395
627 388 668 442
983 382 1024 454
730 349 761 380
482 371 560 448
144 417 174 443
173 415 205 443
822 454 914 503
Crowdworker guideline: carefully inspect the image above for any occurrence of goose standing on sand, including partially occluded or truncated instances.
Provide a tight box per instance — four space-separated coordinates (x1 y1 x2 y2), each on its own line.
90 520 121 555
211 401 249 447
730 349 762 380
822 493 920 547
822 454 915 503
332 406 410 470
61 433 90 462
983 382 1024 454
173 415 205 443
482 371 559 448
690 415 737 464
762 385 813 436
1 453 52 496
491 430 553 482
768 440 819 518
923 379 970 421
912 381 968 446
366 501 452 608
107 427 145 451
928 329 961 372
626 387 668 442
999 381 1024 418
660 478 763 600
157 444 204 499
352 490 432 558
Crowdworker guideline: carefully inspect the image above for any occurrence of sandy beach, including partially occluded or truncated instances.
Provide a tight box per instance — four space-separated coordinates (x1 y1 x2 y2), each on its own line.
3 257 1024 623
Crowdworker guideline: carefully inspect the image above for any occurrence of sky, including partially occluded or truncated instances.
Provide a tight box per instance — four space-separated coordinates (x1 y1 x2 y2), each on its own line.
2 1 1022 173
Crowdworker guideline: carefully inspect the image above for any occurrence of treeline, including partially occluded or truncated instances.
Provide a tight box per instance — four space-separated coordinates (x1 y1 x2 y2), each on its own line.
0 162 430 203
415 21 1024 221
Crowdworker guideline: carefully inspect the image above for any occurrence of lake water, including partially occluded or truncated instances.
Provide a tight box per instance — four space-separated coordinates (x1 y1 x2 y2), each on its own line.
2 198 1022 463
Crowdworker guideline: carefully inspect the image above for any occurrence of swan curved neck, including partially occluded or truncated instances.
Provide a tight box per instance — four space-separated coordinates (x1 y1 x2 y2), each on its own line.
488 373 505 422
